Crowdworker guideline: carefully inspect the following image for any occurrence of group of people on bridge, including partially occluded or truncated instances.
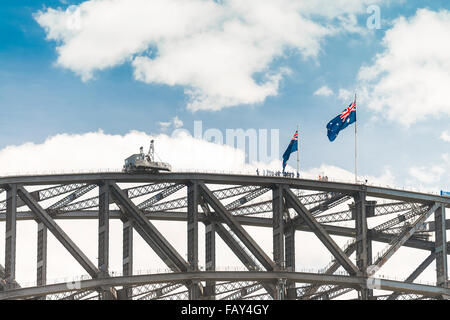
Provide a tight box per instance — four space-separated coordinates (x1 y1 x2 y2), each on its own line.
256 169 299 178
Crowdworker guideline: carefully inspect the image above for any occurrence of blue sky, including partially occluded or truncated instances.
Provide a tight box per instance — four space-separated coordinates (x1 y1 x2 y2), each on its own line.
0 0 449 190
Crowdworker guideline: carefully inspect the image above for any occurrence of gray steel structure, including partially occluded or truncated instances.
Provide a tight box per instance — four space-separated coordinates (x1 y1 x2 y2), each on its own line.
0 172 448 300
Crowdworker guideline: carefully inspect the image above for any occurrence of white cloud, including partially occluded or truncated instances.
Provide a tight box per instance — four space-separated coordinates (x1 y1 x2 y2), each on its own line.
358 9 450 126
158 121 171 130
440 130 450 142
443 153 450 164
338 88 353 102
158 116 183 131
172 116 183 129
35 0 387 111
314 86 333 97
408 165 445 185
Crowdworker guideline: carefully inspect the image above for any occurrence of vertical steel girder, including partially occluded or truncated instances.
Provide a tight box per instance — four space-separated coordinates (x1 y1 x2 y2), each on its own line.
273 187 289 300
388 252 436 300
98 182 110 276
122 218 133 299
284 225 297 299
36 222 47 287
354 192 372 300
98 182 117 300
187 182 199 270
187 182 201 299
5 185 17 287
108 182 189 273
434 204 448 287
200 194 217 300
284 225 295 272
15 185 100 278
283 187 359 276
272 186 285 270
198 182 276 272
354 192 369 273
204 221 216 299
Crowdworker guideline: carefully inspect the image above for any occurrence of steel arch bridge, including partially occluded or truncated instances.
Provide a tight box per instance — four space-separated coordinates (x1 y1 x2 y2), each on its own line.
0 172 448 300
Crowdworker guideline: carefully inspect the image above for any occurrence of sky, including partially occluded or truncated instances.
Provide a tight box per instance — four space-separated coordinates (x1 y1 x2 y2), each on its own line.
0 0 449 296
0 0 449 193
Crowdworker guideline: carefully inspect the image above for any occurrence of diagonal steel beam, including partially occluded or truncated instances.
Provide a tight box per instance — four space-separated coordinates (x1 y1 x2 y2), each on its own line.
287 194 351 231
371 203 440 272
0 183 88 212
147 185 263 213
47 184 96 212
199 197 261 270
225 188 270 211
138 184 185 209
316 201 417 224
138 283 183 300
301 240 357 299
387 252 436 300
231 192 344 217
220 282 263 300
198 182 276 272
283 187 359 276
199 197 276 298
16 185 99 278
108 182 189 272
373 204 427 232
57 183 174 213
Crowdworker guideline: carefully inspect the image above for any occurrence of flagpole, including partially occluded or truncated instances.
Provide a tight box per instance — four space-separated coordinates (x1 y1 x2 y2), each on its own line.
297 124 300 176
354 93 357 184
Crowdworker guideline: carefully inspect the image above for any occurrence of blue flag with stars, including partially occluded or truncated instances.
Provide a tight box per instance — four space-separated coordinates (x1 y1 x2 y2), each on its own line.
326 97 356 142
282 130 298 171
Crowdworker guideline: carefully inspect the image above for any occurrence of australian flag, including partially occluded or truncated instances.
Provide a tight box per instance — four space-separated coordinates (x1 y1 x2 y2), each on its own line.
282 130 298 171
326 96 357 142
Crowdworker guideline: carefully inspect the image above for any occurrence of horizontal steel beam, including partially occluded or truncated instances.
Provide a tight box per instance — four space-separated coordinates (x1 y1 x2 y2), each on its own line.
1 173 448 206
1 271 448 300
1 210 443 253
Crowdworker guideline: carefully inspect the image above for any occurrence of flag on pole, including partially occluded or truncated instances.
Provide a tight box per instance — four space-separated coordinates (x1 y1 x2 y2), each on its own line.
326 97 357 142
282 130 298 172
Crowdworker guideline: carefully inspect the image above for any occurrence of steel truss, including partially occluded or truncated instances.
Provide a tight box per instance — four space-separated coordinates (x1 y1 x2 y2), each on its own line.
0 172 448 300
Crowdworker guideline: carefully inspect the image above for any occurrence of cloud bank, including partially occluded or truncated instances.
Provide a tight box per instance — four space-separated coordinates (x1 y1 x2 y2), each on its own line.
35 0 386 111
358 9 450 126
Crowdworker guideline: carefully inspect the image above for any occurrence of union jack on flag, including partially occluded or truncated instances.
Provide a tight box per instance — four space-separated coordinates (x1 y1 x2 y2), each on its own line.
340 99 356 123
326 96 357 142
